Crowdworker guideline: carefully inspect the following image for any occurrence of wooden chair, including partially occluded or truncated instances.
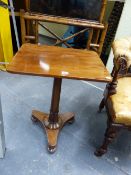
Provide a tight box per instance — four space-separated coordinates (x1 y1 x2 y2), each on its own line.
95 37 131 156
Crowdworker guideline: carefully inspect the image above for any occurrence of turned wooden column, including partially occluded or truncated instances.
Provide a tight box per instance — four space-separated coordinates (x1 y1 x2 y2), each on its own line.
48 78 62 126
31 77 75 153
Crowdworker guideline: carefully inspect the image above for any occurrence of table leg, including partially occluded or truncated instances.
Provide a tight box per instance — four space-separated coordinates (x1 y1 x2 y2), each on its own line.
31 78 75 153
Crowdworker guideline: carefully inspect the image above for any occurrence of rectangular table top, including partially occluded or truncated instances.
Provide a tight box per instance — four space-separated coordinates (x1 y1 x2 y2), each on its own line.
6 44 111 82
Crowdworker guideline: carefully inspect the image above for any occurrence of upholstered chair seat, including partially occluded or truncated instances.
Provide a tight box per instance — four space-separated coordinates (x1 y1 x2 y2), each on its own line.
95 36 131 157
107 77 131 125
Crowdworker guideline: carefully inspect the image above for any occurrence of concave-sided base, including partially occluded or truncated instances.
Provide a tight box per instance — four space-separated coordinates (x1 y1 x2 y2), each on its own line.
32 110 75 153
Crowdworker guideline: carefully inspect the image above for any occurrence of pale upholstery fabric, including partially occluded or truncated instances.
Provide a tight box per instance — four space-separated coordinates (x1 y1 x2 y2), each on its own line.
107 77 131 125
112 37 131 68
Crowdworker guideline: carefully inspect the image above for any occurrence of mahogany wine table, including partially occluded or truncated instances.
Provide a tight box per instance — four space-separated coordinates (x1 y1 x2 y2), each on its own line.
6 43 111 153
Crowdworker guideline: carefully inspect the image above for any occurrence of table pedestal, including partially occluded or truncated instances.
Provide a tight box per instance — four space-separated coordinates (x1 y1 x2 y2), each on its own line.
31 78 75 153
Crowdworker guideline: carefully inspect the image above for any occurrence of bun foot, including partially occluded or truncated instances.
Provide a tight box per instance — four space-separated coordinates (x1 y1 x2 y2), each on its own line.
68 118 75 124
31 115 38 122
48 145 56 154
94 148 107 157
98 109 102 113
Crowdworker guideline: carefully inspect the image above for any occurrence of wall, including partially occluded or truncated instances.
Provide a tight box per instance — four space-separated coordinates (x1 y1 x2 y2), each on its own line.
107 0 131 72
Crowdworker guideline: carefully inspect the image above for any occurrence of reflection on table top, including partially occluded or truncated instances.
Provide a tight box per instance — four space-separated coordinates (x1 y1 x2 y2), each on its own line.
6 43 111 82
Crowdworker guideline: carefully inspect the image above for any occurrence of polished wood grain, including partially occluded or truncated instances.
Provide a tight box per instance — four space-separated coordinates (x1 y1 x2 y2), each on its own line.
6 43 111 82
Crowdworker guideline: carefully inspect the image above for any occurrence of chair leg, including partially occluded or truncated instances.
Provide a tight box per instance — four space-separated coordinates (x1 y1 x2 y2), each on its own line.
95 123 118 157
99 98 105 112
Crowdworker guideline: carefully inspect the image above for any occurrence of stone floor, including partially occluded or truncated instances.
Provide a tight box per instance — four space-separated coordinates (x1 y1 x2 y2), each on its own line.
0 71 131 175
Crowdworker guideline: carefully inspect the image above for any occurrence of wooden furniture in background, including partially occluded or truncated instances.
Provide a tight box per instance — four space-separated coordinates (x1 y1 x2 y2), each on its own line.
20 9 108 55
25 0 107 23
6 43 111 153
19 0 108 55
95 37 131 156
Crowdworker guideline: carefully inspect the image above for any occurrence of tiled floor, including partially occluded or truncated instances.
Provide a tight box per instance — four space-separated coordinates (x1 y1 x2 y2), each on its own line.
0 71 131 175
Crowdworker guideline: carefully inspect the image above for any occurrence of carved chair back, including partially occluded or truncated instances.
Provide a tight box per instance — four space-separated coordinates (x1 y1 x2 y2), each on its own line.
95 37 131 157
104 37 131 101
